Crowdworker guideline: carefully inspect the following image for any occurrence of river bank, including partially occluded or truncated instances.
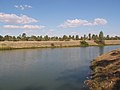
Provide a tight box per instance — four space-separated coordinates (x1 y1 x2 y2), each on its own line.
85 48 120 90
0 40 120 50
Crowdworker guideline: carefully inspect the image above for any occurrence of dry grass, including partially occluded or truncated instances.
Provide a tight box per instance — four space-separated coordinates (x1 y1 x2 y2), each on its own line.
105 40 120 45
0 40 120 49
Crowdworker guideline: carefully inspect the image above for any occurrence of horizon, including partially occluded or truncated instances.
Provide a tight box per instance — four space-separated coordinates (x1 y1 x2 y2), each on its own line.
0 0 120 36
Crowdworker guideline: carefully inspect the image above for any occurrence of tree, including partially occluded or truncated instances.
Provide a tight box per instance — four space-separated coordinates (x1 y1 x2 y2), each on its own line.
22 33 26 38
115 36 119 40
4 35 11 41
39 36 43 41
21 33 27 41
84 34 87 40
80 36 84 40
0 35 4 41
99 31 104 40
99 31 104 44
28 35 37 41
12 36 17 41
44 35 49 41
75 35 79 40
92 34 95 40
69 35 72 40
62 35 68 40
106 35 110 40
88 33 91 40
59 37 63 41
72 35 75 40
55 36 58 40
17 35 21 41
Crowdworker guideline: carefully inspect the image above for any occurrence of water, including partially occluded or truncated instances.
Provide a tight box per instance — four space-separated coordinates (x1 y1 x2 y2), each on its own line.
0 45 120 90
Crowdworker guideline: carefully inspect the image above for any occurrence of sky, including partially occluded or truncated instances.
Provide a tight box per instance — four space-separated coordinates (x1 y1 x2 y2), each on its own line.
0 0 120 36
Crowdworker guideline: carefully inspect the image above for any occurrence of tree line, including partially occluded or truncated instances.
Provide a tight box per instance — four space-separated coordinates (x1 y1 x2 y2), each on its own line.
0 31 120 42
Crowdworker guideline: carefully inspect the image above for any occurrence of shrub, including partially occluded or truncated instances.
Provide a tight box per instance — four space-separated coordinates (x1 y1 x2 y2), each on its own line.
51 43 55 47
94 39 105 45
80 40 89 47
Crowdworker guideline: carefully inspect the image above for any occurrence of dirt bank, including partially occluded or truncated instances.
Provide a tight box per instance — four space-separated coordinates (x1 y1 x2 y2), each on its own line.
85 48 120 90
0 41 81 49
0 40 120 49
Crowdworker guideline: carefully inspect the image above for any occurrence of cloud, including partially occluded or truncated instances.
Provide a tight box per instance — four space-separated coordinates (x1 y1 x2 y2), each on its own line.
3 25 45 29
0 13 38 24
94 18 107 25
14 5 32 10
59 18 107 28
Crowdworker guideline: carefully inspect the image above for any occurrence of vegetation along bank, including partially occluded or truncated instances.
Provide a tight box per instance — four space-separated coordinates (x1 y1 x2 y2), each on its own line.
0 31 120 49
0 40 120 50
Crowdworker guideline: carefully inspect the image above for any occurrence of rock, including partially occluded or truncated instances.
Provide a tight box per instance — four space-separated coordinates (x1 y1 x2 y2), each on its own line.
85 48 120 90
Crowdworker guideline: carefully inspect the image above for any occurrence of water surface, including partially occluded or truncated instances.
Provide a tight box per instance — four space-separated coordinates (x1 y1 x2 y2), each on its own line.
0 45 120 90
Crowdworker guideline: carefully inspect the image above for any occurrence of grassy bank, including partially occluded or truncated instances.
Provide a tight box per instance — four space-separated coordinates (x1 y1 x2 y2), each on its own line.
0 40 120 50
85 48 120 90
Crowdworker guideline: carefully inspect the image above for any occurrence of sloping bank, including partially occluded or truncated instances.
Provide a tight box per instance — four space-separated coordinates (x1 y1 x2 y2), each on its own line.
0 40 120 50
85 48 120 90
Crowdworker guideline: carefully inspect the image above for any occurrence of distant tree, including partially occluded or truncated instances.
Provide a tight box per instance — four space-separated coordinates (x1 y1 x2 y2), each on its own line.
84 34 87 40
36 36 40 41
12 36 17 41
44 35 49 41
92 34 95 40
17 35 21 41
0 32 119 42
80 36 84 40
21 33 27 41
72 35 75 40
22 33 26 38
88 33 92 40
92 34 98 41
28 35 37 41
106 35 110 40
50 36 58 41
95 35 99 39
62 35 68 40
99 31 105 44
0 35 4 41
39 36 43 41
59 37 63 41
99 31 104 41
69 35 72 40
4 35 11 41
55 36 58 40
75 35 79 40
115 36 119 40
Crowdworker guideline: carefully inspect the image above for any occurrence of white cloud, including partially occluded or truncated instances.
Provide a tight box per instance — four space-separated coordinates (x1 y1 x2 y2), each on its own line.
23 25 45 29
59 18 107 28
14 5 32 10
3 25 45 29
0 13 38 24
94 18 107 25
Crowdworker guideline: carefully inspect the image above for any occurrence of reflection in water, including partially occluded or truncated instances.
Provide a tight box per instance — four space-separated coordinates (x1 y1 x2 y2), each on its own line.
99 46 104 55
21 85 46 90
56 67 89 90
0 46 119 90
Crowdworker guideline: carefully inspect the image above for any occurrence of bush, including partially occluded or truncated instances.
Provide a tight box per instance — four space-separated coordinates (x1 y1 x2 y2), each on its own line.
51 43 55 47
94 39 105 45
80 40 89 46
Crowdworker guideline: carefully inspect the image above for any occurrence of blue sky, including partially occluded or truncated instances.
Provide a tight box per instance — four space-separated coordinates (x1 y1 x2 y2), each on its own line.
0 0 120 36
